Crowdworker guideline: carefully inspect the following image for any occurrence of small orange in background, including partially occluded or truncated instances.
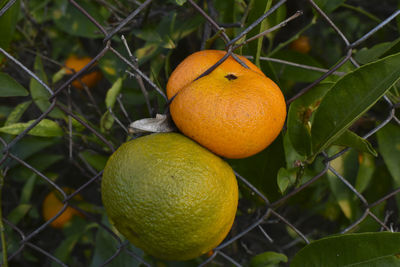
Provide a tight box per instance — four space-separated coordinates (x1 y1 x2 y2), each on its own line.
206 250 214 257
42 187 82 229
64 55 102 89
289 36 311 54
167 50 286 159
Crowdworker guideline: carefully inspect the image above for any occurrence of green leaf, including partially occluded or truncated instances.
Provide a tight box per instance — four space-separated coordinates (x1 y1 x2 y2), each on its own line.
327 148 359 219
20 175 37 204
5 101 32 126
79 150 108 172
0 106 13 121
52 234 81 267
277 168 296 194
105 77 123 109
332 130 377 156
0 72 29 97
1 136 60 170
354 38 400 65
135 43 161 64
254 1 272 67
134 29 165 44
311 52 400 158
291 232 400 267
283 132 306 171
377 123 400 187
18 153 63 203
52 68 66 84
243 0 272 63
65 115 86 132
313 0 345 14
99 52 126 83
381 39 400 59
28 0 52 23
263 1 286 42
287 83 333 157
170 15 203 42
250 251 288 267
355 152 375 194
90 215 143 267
100 110 114 132
7 204 32 225
52 219 97 267
0 0 20 49
228 135 285 201
174 0 186 5
134 12 202 65
30 55 64 118
0 119 63 137
52 1 108 38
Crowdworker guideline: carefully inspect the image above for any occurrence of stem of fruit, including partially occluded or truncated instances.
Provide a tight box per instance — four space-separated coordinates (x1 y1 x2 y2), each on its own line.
0 172 8 267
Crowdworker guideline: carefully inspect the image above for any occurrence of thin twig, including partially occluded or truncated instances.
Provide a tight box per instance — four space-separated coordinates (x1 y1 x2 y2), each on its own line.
82 83 103 116
227 0 287 47
116 95 132 123
109 46 167 102
108 107 129 133
253 56 346 76
121 35 153 116
233 11 303 50
103 0 153 42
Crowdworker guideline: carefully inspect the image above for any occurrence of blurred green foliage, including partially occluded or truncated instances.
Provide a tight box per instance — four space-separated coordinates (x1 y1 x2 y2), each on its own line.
0 0 399 266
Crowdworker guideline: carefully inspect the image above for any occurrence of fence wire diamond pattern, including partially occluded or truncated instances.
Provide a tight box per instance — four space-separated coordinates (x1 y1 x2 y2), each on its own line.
0 0 400 266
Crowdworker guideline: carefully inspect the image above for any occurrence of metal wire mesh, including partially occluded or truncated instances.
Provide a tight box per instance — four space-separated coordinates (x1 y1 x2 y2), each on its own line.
0 0 399 266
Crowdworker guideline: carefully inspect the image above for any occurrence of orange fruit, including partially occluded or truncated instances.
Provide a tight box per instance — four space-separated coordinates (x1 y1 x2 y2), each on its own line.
290 36 311 54
64 55 102 89
167 50 265 99
167 50 286 159
101 133 238 261
42 187 82 229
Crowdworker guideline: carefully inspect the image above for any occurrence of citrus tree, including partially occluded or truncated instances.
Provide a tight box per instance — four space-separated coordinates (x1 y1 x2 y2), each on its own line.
0 0 400 266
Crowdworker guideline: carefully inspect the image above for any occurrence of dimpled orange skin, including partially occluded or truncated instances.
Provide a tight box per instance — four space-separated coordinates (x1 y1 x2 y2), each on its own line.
167 50 265 99
167 50 286 159
64 55 102 89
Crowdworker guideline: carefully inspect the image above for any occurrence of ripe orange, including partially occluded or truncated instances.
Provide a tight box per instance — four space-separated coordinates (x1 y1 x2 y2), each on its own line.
290 36 311 54
101 133 238 261
64 55 102 89
42 187 82 229
167 50 286 159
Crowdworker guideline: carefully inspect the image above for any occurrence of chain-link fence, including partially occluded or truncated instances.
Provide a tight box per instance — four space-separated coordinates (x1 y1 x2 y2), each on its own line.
0 0 400 266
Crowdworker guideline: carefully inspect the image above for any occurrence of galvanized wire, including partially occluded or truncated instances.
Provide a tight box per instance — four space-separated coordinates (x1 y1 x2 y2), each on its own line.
0 0 399 266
